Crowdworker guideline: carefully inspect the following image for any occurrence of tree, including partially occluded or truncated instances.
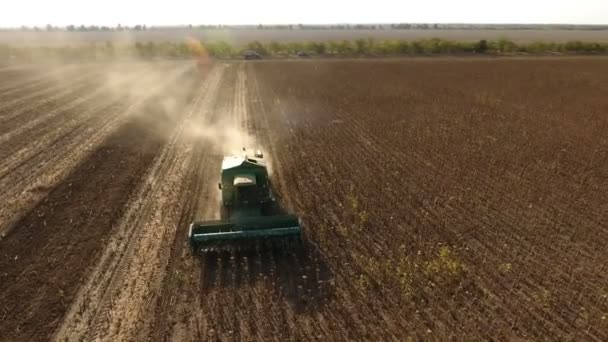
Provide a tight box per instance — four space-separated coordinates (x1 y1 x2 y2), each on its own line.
495 38 517 53
135 42 144 57
286 42 304 54
474 40 488 53
267 41 284 55
524 41 552 53
104 41 115 58
146 41 158 57
207 41 234 58
563 41 583 52
246 41 268 55
312 42 326 55
410 40 424 54
355 38 368 54
337 40 354 54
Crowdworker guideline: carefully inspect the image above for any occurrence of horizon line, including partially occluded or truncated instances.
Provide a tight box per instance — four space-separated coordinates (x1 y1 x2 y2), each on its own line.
1 22 608 29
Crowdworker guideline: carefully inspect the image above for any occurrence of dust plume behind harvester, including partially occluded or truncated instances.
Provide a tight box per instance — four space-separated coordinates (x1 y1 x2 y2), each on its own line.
189 148 302 253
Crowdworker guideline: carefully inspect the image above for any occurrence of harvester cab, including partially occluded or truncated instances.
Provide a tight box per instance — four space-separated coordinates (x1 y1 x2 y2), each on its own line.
189 149 302 252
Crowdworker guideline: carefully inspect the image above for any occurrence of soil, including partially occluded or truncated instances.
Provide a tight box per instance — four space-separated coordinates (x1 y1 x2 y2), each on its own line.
0 57 607 341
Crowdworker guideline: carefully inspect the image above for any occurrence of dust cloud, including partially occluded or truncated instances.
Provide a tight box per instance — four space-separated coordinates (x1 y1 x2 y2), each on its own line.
186 121 258 155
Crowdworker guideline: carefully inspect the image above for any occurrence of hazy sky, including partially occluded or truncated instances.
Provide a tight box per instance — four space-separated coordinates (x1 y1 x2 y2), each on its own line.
2 0 607 27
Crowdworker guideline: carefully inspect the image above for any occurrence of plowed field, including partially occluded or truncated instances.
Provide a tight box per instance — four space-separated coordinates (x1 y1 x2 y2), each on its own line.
0 58 607 341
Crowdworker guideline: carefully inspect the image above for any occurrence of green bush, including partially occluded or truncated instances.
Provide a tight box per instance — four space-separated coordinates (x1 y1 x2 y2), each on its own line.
206 41 235 58
245 40 268 55
2 37 607 62
474 40 488 53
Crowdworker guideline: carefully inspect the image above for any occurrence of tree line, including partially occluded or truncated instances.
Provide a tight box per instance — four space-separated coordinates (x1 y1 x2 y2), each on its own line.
0 38 606 61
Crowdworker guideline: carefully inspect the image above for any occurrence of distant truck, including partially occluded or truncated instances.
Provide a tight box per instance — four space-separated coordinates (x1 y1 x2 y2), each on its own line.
243 50 262 60
296 51 310 58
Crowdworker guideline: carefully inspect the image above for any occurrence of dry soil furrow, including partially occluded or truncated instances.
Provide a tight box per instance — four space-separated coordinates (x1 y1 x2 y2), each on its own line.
0 63 156 146
194 64 275 341
0 66 96 102
0 65 28 73
156 63 334 341
0 66 153 172
53 83 212 341
0 68 102 123
147 64 245 341
94 67 224 342
0 68 46 88
251 64 450 339
234 63 252 147
253 70 492 338
150 62 297 341
247 67 343 338
151 146 218 342
247 59 608 340
52 66 224 342
325 105 607 338
0 64 80 95
0 63 201 341
194 63 270 341
0 65 192 237
0 64 95 106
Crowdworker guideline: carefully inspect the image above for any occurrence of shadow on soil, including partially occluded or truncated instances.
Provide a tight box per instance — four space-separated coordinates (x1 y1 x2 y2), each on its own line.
197 239 334 313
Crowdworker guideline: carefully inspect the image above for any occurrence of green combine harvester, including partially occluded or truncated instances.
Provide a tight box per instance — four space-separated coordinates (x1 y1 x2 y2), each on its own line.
189 149 302 252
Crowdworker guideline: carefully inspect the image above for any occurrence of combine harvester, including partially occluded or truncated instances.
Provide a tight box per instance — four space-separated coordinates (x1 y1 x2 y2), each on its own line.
189 148 302 253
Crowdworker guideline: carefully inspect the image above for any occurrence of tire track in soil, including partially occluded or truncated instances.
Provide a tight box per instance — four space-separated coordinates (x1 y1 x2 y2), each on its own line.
248 66 467 340
191 64 251 341
150 63 244 341
150 62 334 342
0 65 192 238
147 63 235 342
291 71 607 340
245 60 608 340
254 64 427 339
244 65 337 340
52 65 225 342
0 63 200 342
